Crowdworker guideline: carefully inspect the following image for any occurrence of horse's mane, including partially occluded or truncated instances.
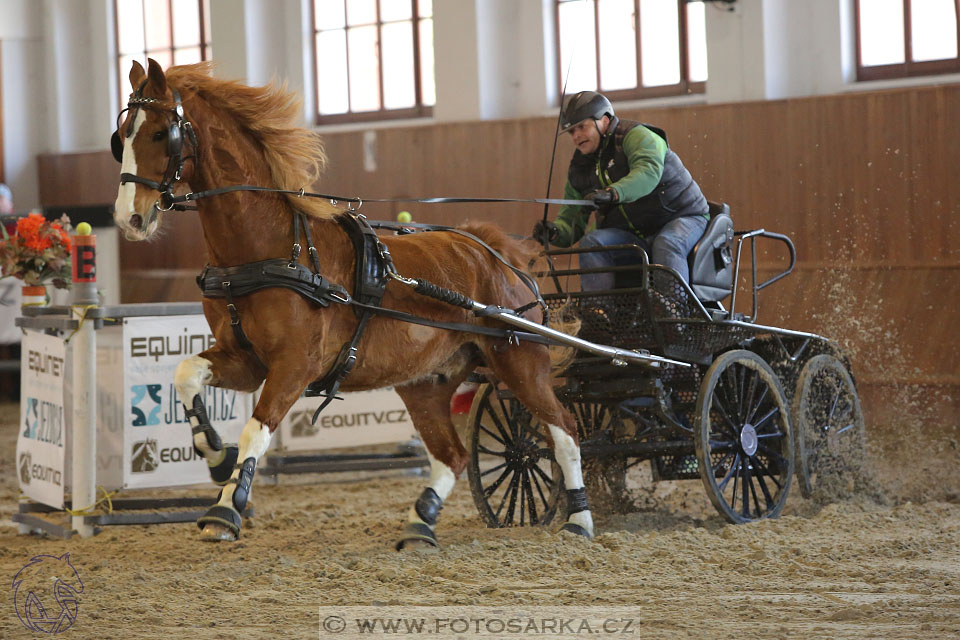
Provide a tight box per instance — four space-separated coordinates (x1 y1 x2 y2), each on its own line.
457 222 539 273
166 62 336 217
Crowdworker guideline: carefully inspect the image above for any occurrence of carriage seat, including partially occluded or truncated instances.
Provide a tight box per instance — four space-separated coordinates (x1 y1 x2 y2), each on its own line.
687 202 734 302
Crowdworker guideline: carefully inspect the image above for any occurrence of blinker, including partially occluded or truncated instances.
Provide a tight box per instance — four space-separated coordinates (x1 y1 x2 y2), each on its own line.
111 130 123 162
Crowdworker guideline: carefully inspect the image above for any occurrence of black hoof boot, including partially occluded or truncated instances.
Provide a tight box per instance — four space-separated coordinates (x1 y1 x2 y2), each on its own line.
197 505 242 542
208 445 239 486
560 522 593 539
395 522 439 550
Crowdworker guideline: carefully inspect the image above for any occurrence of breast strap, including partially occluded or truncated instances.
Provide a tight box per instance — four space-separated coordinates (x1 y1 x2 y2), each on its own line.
197 258 347 307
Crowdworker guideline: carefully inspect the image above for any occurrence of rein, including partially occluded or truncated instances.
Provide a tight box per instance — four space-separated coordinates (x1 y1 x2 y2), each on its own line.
144 184 596 213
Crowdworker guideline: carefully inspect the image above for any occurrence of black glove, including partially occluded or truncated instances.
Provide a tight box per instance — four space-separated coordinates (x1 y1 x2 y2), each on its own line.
532 220 558 244
585 187 619 206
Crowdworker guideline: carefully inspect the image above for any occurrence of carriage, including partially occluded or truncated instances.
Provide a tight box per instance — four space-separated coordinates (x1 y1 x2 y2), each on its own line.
463 202 867 527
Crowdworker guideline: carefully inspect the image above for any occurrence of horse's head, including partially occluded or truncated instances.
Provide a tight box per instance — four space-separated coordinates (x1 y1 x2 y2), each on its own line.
113 59 197 241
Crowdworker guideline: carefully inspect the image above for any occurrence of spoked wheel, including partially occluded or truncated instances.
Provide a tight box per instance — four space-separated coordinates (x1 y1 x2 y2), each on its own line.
694 350 794 524
564 398 634 513
466 383 562 528
792 354 866 499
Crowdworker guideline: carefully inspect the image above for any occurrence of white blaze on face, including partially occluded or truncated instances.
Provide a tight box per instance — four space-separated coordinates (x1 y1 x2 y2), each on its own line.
113 109 147 225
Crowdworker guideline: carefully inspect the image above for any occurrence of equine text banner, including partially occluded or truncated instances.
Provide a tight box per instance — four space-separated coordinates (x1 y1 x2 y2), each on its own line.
17 330 67 508
278 389 416 451
121 315 253 489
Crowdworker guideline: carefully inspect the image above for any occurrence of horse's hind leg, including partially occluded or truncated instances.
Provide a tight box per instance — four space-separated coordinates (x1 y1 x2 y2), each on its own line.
393 373 472 550
196 364 306 542
174 347 266 486
482 341 594 538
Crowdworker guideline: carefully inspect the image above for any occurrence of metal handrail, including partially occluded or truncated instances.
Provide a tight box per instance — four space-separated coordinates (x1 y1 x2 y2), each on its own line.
729 229 796 323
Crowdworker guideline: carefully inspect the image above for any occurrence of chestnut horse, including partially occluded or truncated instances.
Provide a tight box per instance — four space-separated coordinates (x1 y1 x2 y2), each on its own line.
112 60 593 546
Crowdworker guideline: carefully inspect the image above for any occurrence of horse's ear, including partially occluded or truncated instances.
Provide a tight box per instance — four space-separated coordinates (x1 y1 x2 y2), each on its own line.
146 57 167 95
129 60 146 89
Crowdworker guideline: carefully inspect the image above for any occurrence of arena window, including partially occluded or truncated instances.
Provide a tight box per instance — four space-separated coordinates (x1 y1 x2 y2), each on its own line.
554 0 707 101
856 0 960 81
114 0 212 110
311 0 435 125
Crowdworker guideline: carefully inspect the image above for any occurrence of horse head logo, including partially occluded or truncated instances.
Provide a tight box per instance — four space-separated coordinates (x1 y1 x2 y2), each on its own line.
131 439 160 473
19 452 32 485
290 410 318 437
11 552 84 634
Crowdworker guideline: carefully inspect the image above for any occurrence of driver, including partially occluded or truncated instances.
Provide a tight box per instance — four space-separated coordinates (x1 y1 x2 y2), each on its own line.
533 91 710 291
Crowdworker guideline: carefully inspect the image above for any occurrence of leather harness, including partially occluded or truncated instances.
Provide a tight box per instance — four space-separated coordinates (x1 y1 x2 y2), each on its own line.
196 212 350 349
195 211 552 422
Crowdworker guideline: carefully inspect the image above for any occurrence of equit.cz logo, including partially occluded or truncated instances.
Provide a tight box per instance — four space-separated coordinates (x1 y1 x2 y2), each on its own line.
131 439 160 473
130 384 163 426
12 552 83 634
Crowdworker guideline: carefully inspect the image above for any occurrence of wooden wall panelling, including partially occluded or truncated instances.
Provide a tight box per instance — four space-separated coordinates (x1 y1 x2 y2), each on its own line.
37 152 122 207
906 87 960 262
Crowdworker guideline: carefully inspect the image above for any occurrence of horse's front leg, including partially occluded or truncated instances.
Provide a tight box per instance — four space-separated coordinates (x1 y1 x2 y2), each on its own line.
173 349 265 485
195 363 306 542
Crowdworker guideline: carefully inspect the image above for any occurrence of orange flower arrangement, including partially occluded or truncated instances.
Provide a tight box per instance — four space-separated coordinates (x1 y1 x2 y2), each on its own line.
0 212 73 288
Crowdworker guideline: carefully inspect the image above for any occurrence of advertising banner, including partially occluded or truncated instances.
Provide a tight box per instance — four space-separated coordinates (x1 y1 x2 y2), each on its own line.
17 330 67 508
278 388 417 451
121 316 253 488
95 326 125 490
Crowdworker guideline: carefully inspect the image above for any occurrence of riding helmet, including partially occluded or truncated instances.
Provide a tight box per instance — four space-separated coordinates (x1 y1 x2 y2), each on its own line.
560 91 614 132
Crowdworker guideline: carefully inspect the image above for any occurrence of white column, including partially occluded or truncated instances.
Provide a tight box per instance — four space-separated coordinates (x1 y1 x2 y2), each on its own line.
475 0 552 119
432 0 481 121
209 0 248 81
0 0 44 208
704 0 767 103
761 0 848 99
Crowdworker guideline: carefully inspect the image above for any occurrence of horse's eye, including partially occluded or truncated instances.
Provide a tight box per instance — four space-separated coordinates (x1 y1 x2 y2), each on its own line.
153 130 167 142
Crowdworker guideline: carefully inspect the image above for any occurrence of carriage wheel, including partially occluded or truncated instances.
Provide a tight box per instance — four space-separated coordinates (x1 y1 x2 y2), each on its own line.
466 383 562 528
792 354 866 499
694 350 794 524
563 398 634 513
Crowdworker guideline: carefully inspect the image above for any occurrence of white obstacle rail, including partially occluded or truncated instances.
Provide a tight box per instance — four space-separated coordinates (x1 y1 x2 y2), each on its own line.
14 299 261 538
13 231 427 538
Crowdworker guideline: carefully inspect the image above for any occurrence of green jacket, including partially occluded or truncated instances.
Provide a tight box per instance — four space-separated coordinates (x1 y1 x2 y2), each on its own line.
552 119 708 247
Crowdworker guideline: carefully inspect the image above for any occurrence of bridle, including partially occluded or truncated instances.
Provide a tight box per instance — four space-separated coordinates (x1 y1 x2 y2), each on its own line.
112 81 198 211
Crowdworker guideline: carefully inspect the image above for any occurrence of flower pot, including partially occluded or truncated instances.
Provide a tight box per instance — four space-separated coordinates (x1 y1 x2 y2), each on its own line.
21 284 48 308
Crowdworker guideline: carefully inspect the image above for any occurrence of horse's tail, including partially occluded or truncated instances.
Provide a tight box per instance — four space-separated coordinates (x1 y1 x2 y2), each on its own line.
456 222 578 374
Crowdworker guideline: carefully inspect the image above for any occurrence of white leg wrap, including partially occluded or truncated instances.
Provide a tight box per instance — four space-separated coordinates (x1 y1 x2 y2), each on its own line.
173 356 217 459
549 424 594 536
426 450 456 501
217 417 272 508
407 451 456 526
